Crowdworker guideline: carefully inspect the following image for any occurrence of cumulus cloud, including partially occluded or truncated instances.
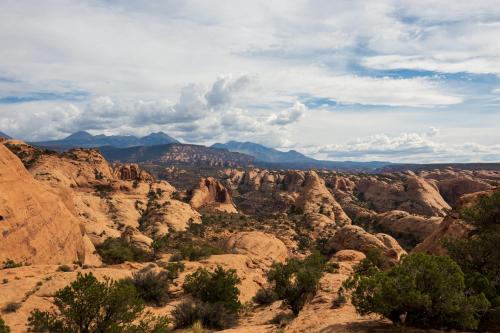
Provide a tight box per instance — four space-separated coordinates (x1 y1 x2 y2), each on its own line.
312 131 500 163
0 0 499 162
269 102 307 125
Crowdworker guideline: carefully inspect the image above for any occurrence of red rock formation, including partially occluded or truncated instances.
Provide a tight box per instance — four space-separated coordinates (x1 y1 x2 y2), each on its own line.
189 177 237 213
0 143 98 265
112 163 154 182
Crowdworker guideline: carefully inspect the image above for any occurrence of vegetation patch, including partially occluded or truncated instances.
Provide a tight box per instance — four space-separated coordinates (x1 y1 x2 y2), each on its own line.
27 272 169 332
96 237 152 264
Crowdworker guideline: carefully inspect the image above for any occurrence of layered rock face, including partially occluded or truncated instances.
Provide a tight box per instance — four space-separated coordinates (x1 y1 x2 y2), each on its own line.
0 143 98 265
189 177 238 213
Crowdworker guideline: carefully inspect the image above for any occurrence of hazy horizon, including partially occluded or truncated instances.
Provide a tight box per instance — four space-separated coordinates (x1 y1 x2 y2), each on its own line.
1 1 500 163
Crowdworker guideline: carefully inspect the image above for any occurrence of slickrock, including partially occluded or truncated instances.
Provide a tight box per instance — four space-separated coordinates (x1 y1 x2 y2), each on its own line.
328 225 406 260
189 177 238 213
221 169 351 226
0 144 99 265
355 173 451 216
0 265 133 332
412 191 491 255
421 170 493 206
225 231 288 266
376 210 443 245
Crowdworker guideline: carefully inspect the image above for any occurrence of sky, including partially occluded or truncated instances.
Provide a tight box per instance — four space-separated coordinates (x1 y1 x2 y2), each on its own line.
1 0 500 163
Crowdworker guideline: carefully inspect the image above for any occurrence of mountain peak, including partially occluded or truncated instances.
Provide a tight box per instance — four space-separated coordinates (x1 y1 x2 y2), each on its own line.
212 141 314 164
65 131 93 140
140 131 179 144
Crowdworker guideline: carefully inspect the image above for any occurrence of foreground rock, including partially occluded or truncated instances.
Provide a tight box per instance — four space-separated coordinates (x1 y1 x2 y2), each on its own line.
0 143 99 265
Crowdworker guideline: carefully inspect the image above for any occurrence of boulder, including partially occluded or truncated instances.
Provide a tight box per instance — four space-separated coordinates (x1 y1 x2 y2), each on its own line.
225 231 288 266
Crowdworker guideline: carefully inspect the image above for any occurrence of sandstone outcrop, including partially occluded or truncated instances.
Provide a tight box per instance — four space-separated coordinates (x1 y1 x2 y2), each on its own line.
328 225 406 259
225 231 288 266
112 163 154 182
355 173 451 216
376 210 443 245
0 144 99 265
221 169 351 226
189 177 238 213
412 191 491 255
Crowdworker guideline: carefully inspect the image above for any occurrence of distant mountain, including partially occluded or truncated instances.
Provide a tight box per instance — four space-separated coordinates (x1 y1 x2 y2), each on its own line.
212 141 315 164
212 140 393 171
0 131 11 139
32 131 179 149
99 144 255 167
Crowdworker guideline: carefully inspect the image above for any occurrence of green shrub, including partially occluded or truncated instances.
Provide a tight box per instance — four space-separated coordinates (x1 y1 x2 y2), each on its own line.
267 251 326 316
3 302 21 313
96 238 151 264
27 272 169 333
171 300 237 330
180 244 223 261
253 288 278 305
125 269 171 307
163 262 185 280
353 249 392 276
344 253 490 331
444 191 500 330
0 317 10 333
2 259 23 269
183 266 241 312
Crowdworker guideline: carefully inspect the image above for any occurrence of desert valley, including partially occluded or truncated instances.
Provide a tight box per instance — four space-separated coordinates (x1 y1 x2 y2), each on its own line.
2 1 500 332
0 132 499 332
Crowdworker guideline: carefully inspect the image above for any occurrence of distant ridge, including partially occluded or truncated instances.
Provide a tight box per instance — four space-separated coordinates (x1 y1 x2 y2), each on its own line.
211 140 392 170
31 131 179 149
0 131 11 139
211 141 315 164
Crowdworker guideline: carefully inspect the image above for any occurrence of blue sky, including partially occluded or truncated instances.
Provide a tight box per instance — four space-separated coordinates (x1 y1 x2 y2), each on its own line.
1 0 500 162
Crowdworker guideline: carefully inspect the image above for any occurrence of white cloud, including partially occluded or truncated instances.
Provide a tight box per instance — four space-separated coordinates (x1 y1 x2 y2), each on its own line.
269 102 307 125
312 131 500 163
0 0 499 162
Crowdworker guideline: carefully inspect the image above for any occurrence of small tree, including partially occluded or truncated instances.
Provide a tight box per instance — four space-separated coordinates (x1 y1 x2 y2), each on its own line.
183 266 241 312
444 191 500 330
267 251 326 315
344 253 490 331
0 317 10 333
125 269 172 307
27 272 169 333
96 238 151 264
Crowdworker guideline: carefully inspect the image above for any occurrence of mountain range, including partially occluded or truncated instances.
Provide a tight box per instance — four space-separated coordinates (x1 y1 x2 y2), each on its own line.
31 131 179 148
0 131 393 170
212 141 315 164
